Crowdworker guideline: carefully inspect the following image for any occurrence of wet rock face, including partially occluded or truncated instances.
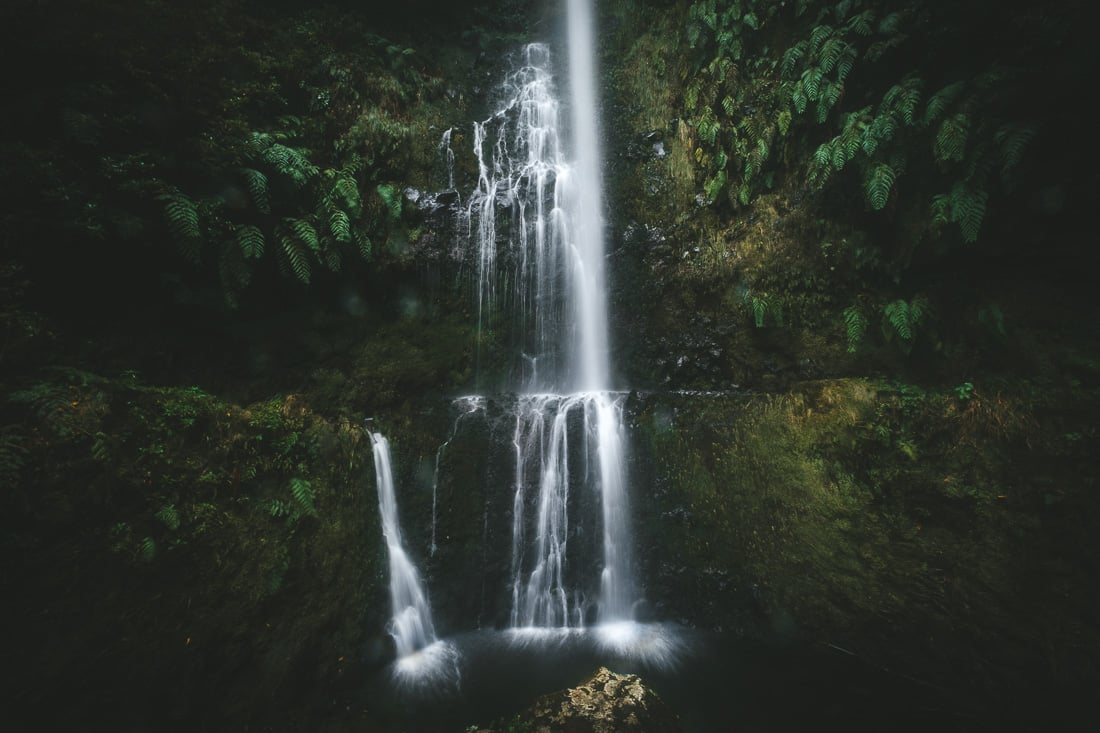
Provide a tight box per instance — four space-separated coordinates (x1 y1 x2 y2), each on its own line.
520 666 682 733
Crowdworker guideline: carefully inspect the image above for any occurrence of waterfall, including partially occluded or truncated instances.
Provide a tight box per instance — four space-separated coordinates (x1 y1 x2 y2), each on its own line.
371 432 437 657
459 0 634 628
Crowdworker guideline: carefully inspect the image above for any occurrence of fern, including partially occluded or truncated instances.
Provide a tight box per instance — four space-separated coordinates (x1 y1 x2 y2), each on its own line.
883 296 928 347
704 170 728 203
290 477 317 516
881 75 922 126
270 498 290 518
923 82 966 126
845 9 875 36
801 66 825 101
782 41 807 76
818 38 849 75
835 45 857 84
376 183 403 220
155 503 180 531
843 306 867 353
934 112 969 162
239 168 270 213
236 224 264 259
877 11 903 35
141 536 156 562
995 122 1037 176
751 294 769 328
354 230 372 259
277 226 311 284
328 209 352 242
864 162 896 210
777 109 792 136
809 25 834 55
160 193 201 262
950 181 988 242
287 218 320 252
862 113 896 156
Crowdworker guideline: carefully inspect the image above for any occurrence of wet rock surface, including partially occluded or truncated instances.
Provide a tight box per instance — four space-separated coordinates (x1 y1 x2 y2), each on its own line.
482 666 683 733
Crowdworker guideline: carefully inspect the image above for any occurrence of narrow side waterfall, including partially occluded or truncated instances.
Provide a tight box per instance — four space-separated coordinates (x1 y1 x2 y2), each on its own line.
458 0 634 629
371 432 437 657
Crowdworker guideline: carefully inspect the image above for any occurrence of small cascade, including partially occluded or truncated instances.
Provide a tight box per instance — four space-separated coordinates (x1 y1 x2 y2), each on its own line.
371 432 437 657
439 127 456 191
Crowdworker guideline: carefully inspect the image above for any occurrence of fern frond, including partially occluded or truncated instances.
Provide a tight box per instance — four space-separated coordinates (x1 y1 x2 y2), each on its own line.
863 113 896 156
782 41 808 76
290 477 317 516
881 75 922 126
834 0 853 22
160 193 201 261
354 230 372 260
792 83 809 114
328 209 352 242
751 294 769 328
141 537 156 562
777 109 792 136
843 305 867 353
884 299 913 341
809 25 834 55
835 45 857 84
923 81 965 126
236 224 265 259
239 168 270 213
878 12 903 35
721 95 736 117
845 9 875 36
995 122 1037 175
278 227 311 284
155 503 180 531
287 218 321 252
865 162 896 210
802 66 825 101
376 183 403 220
703 170 728 203
934 112 969 162
951 181 987 243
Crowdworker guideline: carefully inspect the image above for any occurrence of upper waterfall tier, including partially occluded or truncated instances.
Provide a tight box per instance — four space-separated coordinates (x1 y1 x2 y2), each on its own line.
463 38 609 393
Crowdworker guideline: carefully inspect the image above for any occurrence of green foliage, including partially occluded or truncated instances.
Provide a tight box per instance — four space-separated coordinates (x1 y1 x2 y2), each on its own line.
376 183 403 220
934 112 970 163
932 182 988 243
882 296 928 350
236 225 265 259
864 162 896 210
843 305 867 353
140 536 156 562
954 382 975 401
289 477 317 517
155 503 180 531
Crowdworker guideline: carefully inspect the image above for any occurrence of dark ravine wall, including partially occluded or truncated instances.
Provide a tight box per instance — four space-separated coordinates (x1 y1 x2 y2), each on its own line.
2 0 1099 731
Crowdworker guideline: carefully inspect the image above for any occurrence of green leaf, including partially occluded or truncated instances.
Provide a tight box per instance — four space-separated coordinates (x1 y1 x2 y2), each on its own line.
865 162 896 210
239 168 270 213
934 112 969 162
236 224 265 259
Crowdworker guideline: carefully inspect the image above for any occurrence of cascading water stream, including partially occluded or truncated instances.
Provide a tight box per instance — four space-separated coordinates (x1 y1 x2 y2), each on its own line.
371 432 437 657
459 0 634 629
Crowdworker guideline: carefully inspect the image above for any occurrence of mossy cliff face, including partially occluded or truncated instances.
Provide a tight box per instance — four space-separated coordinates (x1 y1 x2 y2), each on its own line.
627 377 1099 726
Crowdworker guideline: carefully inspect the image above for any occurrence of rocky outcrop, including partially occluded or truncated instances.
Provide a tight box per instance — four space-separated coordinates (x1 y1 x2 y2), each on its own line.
488 666 682 733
